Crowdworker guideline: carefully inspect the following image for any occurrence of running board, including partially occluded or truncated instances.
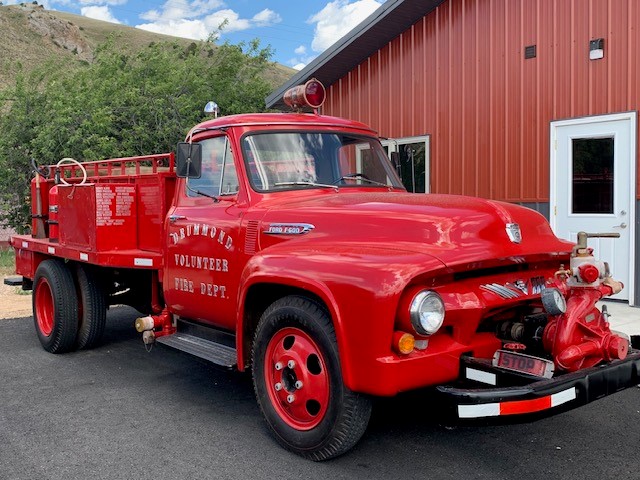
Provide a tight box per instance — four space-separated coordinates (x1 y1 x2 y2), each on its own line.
156 333 237 369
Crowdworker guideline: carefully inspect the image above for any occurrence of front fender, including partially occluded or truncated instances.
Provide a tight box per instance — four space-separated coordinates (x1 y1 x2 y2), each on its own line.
238 242 446 392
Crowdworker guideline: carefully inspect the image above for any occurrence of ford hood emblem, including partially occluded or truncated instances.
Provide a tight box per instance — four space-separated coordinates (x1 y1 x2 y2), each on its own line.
506 223 522 243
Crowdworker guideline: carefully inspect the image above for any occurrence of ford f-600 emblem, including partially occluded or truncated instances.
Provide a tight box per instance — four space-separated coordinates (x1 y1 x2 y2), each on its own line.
264 223 315 235
506 223 522 243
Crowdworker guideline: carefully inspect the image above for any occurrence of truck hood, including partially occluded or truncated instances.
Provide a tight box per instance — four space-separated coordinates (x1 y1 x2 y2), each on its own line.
257 192 573 270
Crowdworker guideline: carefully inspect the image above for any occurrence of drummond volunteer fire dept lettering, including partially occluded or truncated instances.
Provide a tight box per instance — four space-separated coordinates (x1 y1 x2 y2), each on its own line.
170 223 233 250
170 223 232 299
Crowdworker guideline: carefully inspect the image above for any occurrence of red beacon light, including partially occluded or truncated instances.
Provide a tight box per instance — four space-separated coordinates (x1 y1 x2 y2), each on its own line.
283 78 326 113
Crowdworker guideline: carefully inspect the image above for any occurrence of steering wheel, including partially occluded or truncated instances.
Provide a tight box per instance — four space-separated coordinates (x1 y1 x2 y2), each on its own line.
56 157 88 185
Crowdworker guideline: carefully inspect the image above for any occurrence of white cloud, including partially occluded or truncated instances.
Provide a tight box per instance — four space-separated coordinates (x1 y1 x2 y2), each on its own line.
308 0 381 53
294 45 306 55
80 5 122 24
136 18 208 40
252 9 281 27
137 3 281 40
3 0 52 7
202 9 250 33
77 0 127 6
288 52 317 71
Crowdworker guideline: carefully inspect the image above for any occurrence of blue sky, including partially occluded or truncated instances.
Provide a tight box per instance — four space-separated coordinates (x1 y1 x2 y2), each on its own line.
8 0 383 69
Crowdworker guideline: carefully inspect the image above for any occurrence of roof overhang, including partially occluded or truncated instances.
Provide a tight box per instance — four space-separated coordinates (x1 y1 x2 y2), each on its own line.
266 0 446 110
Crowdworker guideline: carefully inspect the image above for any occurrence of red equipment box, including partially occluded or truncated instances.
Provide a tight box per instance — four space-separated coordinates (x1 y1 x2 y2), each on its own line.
58 183 137 251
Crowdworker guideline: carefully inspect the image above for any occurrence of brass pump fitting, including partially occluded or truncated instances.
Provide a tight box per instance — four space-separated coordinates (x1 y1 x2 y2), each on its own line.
603 276 624 295
135 316 155 333
555 264 572 279
572 231 620 257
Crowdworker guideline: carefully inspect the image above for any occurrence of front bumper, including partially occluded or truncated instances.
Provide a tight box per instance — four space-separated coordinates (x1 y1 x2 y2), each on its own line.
437 341 640 421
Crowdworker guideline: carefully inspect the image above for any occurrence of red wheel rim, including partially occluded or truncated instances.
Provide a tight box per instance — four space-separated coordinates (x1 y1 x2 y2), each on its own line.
264 327 330 430
35 278 55 337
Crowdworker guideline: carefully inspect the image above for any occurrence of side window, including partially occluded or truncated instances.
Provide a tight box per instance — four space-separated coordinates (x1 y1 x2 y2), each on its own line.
187 136 239 197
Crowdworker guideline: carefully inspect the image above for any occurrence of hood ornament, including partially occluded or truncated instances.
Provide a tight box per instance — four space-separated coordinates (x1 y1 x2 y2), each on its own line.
506 223 522 244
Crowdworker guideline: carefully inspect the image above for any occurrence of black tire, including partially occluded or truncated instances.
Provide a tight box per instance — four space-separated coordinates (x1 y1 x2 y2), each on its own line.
252 296 372 461
75 264 107 350
33 259 79 353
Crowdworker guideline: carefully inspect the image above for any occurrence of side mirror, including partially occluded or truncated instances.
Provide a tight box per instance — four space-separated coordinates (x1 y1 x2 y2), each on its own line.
176 142 202 178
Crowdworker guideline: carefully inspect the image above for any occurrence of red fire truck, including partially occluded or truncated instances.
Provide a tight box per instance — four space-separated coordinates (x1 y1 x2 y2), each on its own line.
9 80 640 460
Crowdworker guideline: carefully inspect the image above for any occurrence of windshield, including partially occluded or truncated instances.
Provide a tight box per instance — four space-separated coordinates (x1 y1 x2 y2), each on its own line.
241 132 405 192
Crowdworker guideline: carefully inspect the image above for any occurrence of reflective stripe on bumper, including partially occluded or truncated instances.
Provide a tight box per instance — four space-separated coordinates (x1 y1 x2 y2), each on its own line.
458 387 577 418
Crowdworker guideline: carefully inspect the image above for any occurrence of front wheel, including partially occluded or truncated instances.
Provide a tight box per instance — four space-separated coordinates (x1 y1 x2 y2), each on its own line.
252 296 372 461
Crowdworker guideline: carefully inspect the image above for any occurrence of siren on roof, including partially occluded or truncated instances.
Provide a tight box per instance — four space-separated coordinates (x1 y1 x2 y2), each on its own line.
283 78 326 113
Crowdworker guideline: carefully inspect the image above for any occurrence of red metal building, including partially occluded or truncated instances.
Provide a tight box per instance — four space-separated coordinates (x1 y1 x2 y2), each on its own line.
267 0 640 305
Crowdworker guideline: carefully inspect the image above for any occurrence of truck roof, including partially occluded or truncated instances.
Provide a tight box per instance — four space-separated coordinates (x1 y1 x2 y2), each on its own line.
191 112 378 135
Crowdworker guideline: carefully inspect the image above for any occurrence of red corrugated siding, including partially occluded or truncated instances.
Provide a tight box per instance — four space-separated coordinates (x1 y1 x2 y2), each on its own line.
323 0 640 201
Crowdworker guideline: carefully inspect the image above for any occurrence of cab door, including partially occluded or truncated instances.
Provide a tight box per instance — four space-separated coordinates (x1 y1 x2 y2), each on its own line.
164 134 243 330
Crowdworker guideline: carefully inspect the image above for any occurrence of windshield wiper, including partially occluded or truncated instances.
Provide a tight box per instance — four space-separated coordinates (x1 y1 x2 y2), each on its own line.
186 184 220 202
334 173 395 189
275 181 338 191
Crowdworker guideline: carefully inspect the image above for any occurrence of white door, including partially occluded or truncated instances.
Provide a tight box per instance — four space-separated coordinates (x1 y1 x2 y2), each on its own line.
550 112 637 303
382 136 430 193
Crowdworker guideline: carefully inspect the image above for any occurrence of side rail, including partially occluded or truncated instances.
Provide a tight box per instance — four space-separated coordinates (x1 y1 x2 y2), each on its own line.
50 153 175 183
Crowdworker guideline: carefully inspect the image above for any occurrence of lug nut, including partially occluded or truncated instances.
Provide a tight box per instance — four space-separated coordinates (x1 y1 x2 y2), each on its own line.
287 394 295 404
287 360 296 369
295 381 303 389
274 383 282 391
275 362 283 370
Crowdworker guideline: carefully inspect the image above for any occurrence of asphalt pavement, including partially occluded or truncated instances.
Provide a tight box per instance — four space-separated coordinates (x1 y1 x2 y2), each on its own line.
1 307 639 480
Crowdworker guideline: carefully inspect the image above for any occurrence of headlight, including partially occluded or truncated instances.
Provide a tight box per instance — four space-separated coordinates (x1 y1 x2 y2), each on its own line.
409 290 445 336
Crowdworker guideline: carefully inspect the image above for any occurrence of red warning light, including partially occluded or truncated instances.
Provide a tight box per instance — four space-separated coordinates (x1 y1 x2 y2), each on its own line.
283 78 326 110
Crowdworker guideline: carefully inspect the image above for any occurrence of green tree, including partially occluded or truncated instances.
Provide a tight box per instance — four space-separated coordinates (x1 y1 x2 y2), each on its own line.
0 36 275 231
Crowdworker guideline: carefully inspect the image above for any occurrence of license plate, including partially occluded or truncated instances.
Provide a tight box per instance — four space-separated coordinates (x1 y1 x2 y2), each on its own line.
492 350 555 378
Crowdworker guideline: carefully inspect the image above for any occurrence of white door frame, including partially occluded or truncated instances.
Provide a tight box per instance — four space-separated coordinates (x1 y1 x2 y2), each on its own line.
382 135 431 193
549 111 637 305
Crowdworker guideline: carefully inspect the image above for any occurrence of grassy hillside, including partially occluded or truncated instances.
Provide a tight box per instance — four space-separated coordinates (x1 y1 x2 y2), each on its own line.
0 3 295 91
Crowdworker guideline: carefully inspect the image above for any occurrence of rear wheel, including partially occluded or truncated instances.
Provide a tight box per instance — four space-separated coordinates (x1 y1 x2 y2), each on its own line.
33 260 79 353
75 265 106 350
252 296 372 461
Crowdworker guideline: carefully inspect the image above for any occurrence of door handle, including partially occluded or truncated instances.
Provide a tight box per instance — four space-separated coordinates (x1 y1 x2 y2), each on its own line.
613 222 627 229
169 215 186 223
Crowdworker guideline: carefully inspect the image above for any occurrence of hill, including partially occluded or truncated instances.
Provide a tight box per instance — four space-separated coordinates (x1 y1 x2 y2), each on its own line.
0 3 295 91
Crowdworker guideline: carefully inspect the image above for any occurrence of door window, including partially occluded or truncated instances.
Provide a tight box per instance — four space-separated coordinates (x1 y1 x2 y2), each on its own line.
187 136 239 197
571 137 614 214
